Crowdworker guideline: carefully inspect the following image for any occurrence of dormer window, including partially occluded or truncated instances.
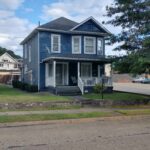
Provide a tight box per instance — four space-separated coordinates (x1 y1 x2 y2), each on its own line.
72 36 81 54
84 36 96 54
97 38 103 55
51 34 61 53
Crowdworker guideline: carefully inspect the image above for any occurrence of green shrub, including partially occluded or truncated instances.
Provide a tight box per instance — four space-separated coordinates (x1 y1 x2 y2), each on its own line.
12 80 38 92
94 84 104 93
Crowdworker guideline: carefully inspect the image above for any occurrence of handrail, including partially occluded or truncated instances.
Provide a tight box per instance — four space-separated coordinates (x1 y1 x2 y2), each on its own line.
78 77 84 95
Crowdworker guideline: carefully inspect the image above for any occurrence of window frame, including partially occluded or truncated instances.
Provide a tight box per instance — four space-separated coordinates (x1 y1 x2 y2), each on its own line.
97 38 104 55
84 36 96 54
24 44 27 59
72 36 81 54
51 34 61 53
28 45 31 62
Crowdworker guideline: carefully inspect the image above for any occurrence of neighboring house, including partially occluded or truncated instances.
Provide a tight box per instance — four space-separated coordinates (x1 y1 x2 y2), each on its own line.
0 52 22 83
21 16 113 95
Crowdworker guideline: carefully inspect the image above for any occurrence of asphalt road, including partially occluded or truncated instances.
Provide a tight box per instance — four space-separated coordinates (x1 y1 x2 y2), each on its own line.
113 83 150 95
0 116 150 150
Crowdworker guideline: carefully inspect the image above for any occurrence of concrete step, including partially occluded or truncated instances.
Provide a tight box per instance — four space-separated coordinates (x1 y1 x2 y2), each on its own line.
56 86 82 96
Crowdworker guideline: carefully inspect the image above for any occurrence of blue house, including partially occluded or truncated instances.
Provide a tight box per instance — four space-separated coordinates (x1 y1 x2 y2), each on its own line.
21 17 112 95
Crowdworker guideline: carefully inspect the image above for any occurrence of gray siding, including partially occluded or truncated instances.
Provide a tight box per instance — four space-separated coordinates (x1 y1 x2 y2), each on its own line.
23 33 38 85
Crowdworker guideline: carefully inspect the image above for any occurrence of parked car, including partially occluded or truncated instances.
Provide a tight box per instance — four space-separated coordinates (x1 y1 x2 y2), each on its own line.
141 78 150 84
132 77 145 83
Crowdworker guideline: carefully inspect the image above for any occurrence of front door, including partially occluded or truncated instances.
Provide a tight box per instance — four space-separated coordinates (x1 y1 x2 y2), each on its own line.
56 63 68 86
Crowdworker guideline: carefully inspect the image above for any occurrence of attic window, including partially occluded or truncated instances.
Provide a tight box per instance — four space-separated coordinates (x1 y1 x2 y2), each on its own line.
51 34 61 53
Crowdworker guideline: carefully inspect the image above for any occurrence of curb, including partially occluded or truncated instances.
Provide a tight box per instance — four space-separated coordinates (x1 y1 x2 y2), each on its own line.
0 114 150 128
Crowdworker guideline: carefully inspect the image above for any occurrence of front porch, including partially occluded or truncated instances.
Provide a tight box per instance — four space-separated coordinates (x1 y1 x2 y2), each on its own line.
44 60 112 95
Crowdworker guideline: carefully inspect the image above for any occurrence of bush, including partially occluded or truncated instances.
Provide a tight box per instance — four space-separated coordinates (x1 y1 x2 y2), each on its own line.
12 80 38 92
94 84 104 93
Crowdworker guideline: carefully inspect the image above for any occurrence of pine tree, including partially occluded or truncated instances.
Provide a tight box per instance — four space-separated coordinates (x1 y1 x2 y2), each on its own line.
105 0 150 55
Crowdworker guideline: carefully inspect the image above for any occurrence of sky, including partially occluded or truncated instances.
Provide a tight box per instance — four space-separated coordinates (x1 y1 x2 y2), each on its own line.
0 0 125 56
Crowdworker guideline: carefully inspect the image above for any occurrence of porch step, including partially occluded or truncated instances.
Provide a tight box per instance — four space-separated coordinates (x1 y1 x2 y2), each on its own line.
55 86 82 96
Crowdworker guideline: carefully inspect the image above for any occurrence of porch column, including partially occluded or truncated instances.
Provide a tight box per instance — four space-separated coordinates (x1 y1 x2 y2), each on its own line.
53 61 56 87
78 62 80 78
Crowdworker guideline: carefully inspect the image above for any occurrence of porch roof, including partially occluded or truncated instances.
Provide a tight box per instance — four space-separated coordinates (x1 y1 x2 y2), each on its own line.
42 55 112 63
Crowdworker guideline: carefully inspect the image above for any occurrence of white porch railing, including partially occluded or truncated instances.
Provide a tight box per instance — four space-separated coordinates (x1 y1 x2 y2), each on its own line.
78 77 84 95
78 76 112 94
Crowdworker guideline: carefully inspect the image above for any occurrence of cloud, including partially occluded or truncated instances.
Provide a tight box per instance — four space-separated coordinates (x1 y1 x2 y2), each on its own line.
0 0 36 56
0 0 24 10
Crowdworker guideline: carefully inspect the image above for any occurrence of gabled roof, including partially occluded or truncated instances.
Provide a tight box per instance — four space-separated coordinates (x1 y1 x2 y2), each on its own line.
21 16 111 45
70 16 111 34
39 17 79 31
0 52 19 63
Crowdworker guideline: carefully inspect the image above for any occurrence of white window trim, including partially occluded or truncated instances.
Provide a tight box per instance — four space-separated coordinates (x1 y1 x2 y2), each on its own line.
72 36 81 54
84 36 96 54
51 34 61 53
97 38 104 55
81 63 92 77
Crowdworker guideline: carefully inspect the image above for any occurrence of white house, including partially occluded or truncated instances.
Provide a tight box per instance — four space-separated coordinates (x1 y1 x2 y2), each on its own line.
0 52 22 83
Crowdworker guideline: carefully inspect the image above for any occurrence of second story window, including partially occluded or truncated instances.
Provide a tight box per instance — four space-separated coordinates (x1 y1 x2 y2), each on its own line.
51 34 61 53
97 38 104 55
84 37 96 54
72 36 81 54
24 44 27 59
29 45 31 62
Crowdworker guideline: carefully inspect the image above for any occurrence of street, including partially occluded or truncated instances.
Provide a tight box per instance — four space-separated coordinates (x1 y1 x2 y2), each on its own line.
113 83 150 95
0 116 150 150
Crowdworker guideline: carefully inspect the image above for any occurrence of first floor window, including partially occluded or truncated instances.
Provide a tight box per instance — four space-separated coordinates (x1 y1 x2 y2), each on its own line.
84 37 96 54
51 34 61 53
81 63 92 77
72 36 81 54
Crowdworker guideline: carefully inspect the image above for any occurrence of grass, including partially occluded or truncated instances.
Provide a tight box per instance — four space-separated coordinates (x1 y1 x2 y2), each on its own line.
0 105 81 112
0 84 70 103
83 92 150 101
116 109 150 116
0 111 113 123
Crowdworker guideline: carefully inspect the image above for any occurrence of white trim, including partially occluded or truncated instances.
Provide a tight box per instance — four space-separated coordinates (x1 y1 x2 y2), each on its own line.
72 36 81 54
81 63 92 77
1 52 18 63
53 61 56 87
51 34 61 53
70 17 112 34
84 36 96 54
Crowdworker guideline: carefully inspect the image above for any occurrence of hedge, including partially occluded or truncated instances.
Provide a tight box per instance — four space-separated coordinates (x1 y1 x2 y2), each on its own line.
12 80 38 92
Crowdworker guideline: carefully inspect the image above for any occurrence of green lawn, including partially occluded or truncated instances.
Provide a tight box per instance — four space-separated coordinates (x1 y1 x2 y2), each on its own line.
83 92 150 101
0 111 114 123
0 84 70 103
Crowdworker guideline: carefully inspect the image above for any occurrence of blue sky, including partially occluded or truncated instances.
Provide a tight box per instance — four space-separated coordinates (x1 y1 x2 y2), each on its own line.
0 0 125 56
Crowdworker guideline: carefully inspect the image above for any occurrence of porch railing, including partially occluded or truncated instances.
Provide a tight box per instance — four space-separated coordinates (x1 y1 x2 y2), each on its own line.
78 77 84 95
78 76 112 94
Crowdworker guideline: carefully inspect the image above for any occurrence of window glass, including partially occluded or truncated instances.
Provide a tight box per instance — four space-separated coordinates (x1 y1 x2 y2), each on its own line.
52 35 60 52
97 38 103 55
48 63 53 77
72 36 81 53
84 37 95 54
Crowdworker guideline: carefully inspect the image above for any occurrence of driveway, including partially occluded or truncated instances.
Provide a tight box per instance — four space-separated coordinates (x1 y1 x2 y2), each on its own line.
113 83 150 95
0 116 150 150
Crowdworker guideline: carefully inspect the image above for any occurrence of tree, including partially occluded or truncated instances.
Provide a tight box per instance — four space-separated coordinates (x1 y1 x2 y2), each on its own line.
0 46 21 59
105 0 150 55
